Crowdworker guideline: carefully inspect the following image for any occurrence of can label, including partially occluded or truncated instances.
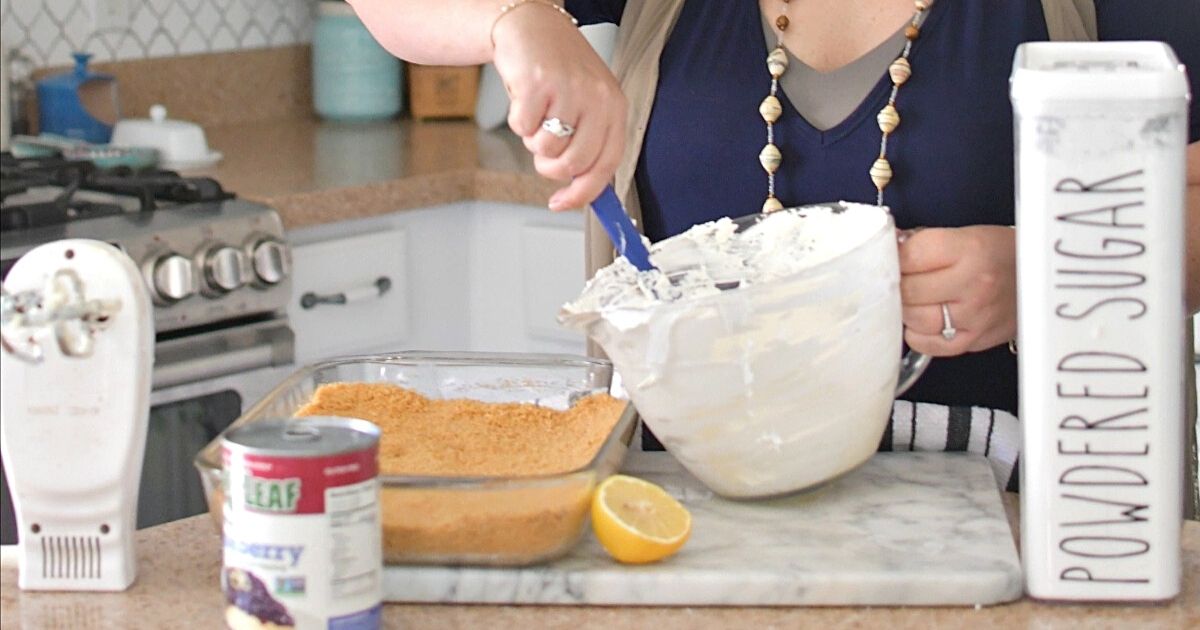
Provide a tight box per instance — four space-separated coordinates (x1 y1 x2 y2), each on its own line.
222 441 382 629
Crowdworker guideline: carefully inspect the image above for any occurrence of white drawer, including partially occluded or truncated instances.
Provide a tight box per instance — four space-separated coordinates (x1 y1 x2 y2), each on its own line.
289 229 409 363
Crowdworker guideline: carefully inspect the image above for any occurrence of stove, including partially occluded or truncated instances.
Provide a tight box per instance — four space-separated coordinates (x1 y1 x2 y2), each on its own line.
1 153 293 339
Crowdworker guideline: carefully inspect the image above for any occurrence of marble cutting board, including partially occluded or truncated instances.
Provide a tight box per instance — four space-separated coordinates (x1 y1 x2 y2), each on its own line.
382 451 1023 606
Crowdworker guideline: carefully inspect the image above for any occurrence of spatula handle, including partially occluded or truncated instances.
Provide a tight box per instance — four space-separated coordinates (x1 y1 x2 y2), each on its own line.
590 185 654 272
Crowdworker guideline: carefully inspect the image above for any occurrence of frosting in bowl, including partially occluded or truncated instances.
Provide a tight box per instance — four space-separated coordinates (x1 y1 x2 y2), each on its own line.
561 202 903 497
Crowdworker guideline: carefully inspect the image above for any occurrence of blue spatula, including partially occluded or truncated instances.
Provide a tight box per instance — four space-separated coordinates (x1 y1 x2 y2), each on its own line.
590 184 655 272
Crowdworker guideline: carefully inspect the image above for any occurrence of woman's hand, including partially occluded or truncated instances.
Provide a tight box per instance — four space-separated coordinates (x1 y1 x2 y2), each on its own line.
491 6 627 211
898 226 1017 357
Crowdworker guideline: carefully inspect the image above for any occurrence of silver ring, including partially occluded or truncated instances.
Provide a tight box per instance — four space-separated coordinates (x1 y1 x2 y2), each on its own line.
541 117 575 138
941 303 957 341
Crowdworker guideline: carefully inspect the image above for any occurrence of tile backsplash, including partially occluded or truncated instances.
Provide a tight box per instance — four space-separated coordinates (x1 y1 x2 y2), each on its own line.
1 0 314 68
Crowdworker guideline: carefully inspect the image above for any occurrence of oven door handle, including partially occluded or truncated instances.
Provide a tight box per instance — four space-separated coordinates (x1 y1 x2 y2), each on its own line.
153 319 294 390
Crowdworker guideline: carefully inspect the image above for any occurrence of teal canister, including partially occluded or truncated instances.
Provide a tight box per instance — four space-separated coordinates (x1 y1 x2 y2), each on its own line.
313 1 402 121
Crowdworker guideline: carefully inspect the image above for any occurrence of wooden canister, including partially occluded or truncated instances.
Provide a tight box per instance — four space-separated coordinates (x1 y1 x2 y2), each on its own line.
407 64 480 121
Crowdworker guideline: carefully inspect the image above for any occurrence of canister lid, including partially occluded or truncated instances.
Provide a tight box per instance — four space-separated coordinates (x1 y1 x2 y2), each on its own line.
1010 41 1191 102
223 416 380 457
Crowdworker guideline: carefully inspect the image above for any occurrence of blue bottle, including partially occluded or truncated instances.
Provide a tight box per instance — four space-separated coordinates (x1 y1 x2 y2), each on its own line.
36 52 118 143
313 1 402 121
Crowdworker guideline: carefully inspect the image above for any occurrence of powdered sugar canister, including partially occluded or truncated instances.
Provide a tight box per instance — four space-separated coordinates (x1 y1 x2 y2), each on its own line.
1012 41 1189 602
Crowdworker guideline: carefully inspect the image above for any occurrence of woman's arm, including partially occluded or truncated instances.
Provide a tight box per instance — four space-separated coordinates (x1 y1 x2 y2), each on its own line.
349 0 627 210
350 0 624 211
347 0 511 65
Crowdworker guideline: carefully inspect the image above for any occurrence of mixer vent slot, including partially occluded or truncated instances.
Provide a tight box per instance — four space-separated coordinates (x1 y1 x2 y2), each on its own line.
40 536 102 580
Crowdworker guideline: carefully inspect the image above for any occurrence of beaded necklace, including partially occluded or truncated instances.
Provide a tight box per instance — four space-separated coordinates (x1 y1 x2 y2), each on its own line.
759 0 933 213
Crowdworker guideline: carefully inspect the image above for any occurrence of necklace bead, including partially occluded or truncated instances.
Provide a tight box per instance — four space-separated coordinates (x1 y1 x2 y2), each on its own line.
759 95 783 123
905 24 920 40
763 196 784 214
759 143 782 174
877 104 900 134
767 47 788 78
888 57 912 85
869 157 893 192
776 15 790 31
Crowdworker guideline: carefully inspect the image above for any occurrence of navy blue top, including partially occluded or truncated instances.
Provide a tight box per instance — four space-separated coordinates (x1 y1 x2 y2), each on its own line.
566 0 1200 415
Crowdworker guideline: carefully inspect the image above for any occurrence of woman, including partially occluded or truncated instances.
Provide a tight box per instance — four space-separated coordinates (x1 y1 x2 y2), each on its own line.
350 0 1200 483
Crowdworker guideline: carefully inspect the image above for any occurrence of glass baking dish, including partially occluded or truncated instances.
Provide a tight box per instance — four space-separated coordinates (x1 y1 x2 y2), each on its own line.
194 351 636 566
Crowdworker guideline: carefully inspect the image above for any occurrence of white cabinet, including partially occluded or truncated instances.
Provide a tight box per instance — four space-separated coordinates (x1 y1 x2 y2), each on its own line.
466 204 586 354
290 229 410 362
287 202 586 364
521 224 587 346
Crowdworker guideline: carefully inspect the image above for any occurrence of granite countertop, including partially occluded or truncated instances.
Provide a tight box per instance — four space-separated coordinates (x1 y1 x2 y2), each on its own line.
39 47 556 229
2 496 1196 629
189 117 560 230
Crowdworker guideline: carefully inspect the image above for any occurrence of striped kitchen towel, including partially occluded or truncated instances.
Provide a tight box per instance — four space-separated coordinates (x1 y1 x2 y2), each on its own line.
879 401 1021 492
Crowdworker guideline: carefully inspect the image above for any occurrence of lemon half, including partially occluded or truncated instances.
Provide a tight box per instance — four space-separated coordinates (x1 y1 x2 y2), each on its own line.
591 474 691 564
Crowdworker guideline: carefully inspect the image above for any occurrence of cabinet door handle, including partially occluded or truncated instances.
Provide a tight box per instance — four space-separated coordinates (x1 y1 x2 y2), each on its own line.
300 276 392 310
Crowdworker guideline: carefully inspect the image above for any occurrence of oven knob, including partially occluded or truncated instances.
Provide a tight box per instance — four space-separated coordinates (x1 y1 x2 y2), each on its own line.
252 239 290 285
204 246 246 293
152 254 195 302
